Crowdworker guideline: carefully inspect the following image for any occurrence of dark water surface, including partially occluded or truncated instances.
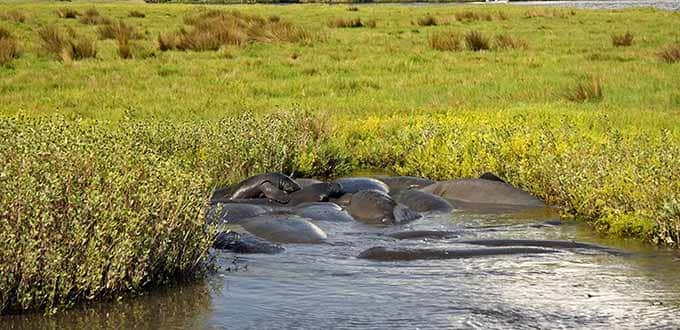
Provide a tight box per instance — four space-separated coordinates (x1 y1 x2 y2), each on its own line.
5 204 680 329
509 0 680 11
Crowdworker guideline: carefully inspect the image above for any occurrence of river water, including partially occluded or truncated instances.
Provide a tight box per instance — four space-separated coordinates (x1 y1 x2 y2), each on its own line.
5 204 680 329
508 0 680 11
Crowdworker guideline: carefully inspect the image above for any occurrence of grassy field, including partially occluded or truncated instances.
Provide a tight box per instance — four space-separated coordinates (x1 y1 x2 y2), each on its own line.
1 0 680 313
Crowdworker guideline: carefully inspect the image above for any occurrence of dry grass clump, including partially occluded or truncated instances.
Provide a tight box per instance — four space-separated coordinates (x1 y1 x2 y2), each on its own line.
37 25 97 61
566 75 603 103
97 20 142 41
611 32 634 47
79 8 112 25
496 11 509 20
417 15 438 26
1 9 27 23
161 10 314 51
347 6 359 12
428 31 462 51
658 42 680 64
56 7 80 19
495 33 529 50
0 27 21 66
525 9 567 19
455 11 492 22
328 17 369 28
129 10 146 18
464 30 490 51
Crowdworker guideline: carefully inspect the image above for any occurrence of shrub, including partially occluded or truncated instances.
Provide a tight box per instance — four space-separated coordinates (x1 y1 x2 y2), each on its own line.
97 20 142 41
428 31 462 51
416 15 437 26
0 28 21 66
464 30 490 51
328 17 364 28
495 33 528 50
611 32 634 47
566 74 603 103
37 25 96 61
79 8 112 25
56 7 80 19
129 10 146 18
658 42 680 64
1 9 27 23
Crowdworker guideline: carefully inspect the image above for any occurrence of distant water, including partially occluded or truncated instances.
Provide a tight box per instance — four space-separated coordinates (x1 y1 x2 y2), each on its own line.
509 0 680 11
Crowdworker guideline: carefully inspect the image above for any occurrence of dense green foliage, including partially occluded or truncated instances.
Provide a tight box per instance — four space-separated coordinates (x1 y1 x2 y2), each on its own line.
0 1 679 313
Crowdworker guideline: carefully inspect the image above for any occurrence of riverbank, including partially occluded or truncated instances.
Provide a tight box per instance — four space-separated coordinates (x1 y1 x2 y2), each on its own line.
1 1 679 314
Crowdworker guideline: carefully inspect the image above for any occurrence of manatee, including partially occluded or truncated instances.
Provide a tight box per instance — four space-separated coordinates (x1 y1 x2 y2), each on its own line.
479 172 506 183
240 214 328 244
286 182 343 206
212 173 301 204
358 246 559 261
343 190 421 225
386 230 460 240
420 178 545 208
292 202 355 222
392 189 454 213
376 176 436 191
213 231 284 254
206 203 270 225
333 177 390 194
295 178 324 187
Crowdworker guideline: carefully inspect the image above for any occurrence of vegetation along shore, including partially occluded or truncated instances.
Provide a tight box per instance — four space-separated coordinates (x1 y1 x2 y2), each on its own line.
1 1 679 314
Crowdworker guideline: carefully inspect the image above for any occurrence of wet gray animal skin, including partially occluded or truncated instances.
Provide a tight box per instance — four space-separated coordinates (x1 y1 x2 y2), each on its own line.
386 231 461 240
292 202 355 222
392 189 454 213
420 178 545 208
212 173 302 204
295 178 324 187
333 177 390 194
240 214 328 244
343 190 421 225
376 176 436 192
459 239 618 252
358 246 559 261
206 203 271 225
213 231 284 254
286 182 343 206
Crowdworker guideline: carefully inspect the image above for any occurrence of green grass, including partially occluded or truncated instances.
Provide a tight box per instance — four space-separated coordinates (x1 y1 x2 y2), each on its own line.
1 0 680 314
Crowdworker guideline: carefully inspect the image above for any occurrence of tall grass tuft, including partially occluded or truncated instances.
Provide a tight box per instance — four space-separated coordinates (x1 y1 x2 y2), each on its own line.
129 10 146 18
464 30 490 51
416 15 437 26
428 31 462 51
495 33 529 50
97 20 142 41
566 74 603 103
0 27 21 66
1 9 27 23
611 32 634 47
162 10 316 52
328 17 366 28
79 7 112 25
56 7 80 19
658 42 680 64
37 25 97 61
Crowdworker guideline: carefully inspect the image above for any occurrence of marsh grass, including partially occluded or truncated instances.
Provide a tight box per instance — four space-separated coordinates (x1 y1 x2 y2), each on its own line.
658 42 680 63
1 9 27 23
0 28 21 66
56 7 80 19
158 32 178 51
347 6 359 12
328 17 370 28
612 32 634 47
416 14 438 26
37 25 96 61
495 33 528 50
129 10 146 18
566 74 603 103
464 30 490 51
428 31 462 51
79 7 112 25
455 11 492 22
97 20 142 41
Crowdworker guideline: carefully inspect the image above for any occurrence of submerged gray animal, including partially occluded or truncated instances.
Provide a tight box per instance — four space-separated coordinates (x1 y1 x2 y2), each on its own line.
206 203 270 225
333 177 390 194
213 231 284 254
240 214 328 244
341 190 421 225
376 176 436 192
392 189 454 213
420 178 545 208
295 178 324 187
286 182 343 206
212 173 302 204
292 202 356 222
358 246 559 261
